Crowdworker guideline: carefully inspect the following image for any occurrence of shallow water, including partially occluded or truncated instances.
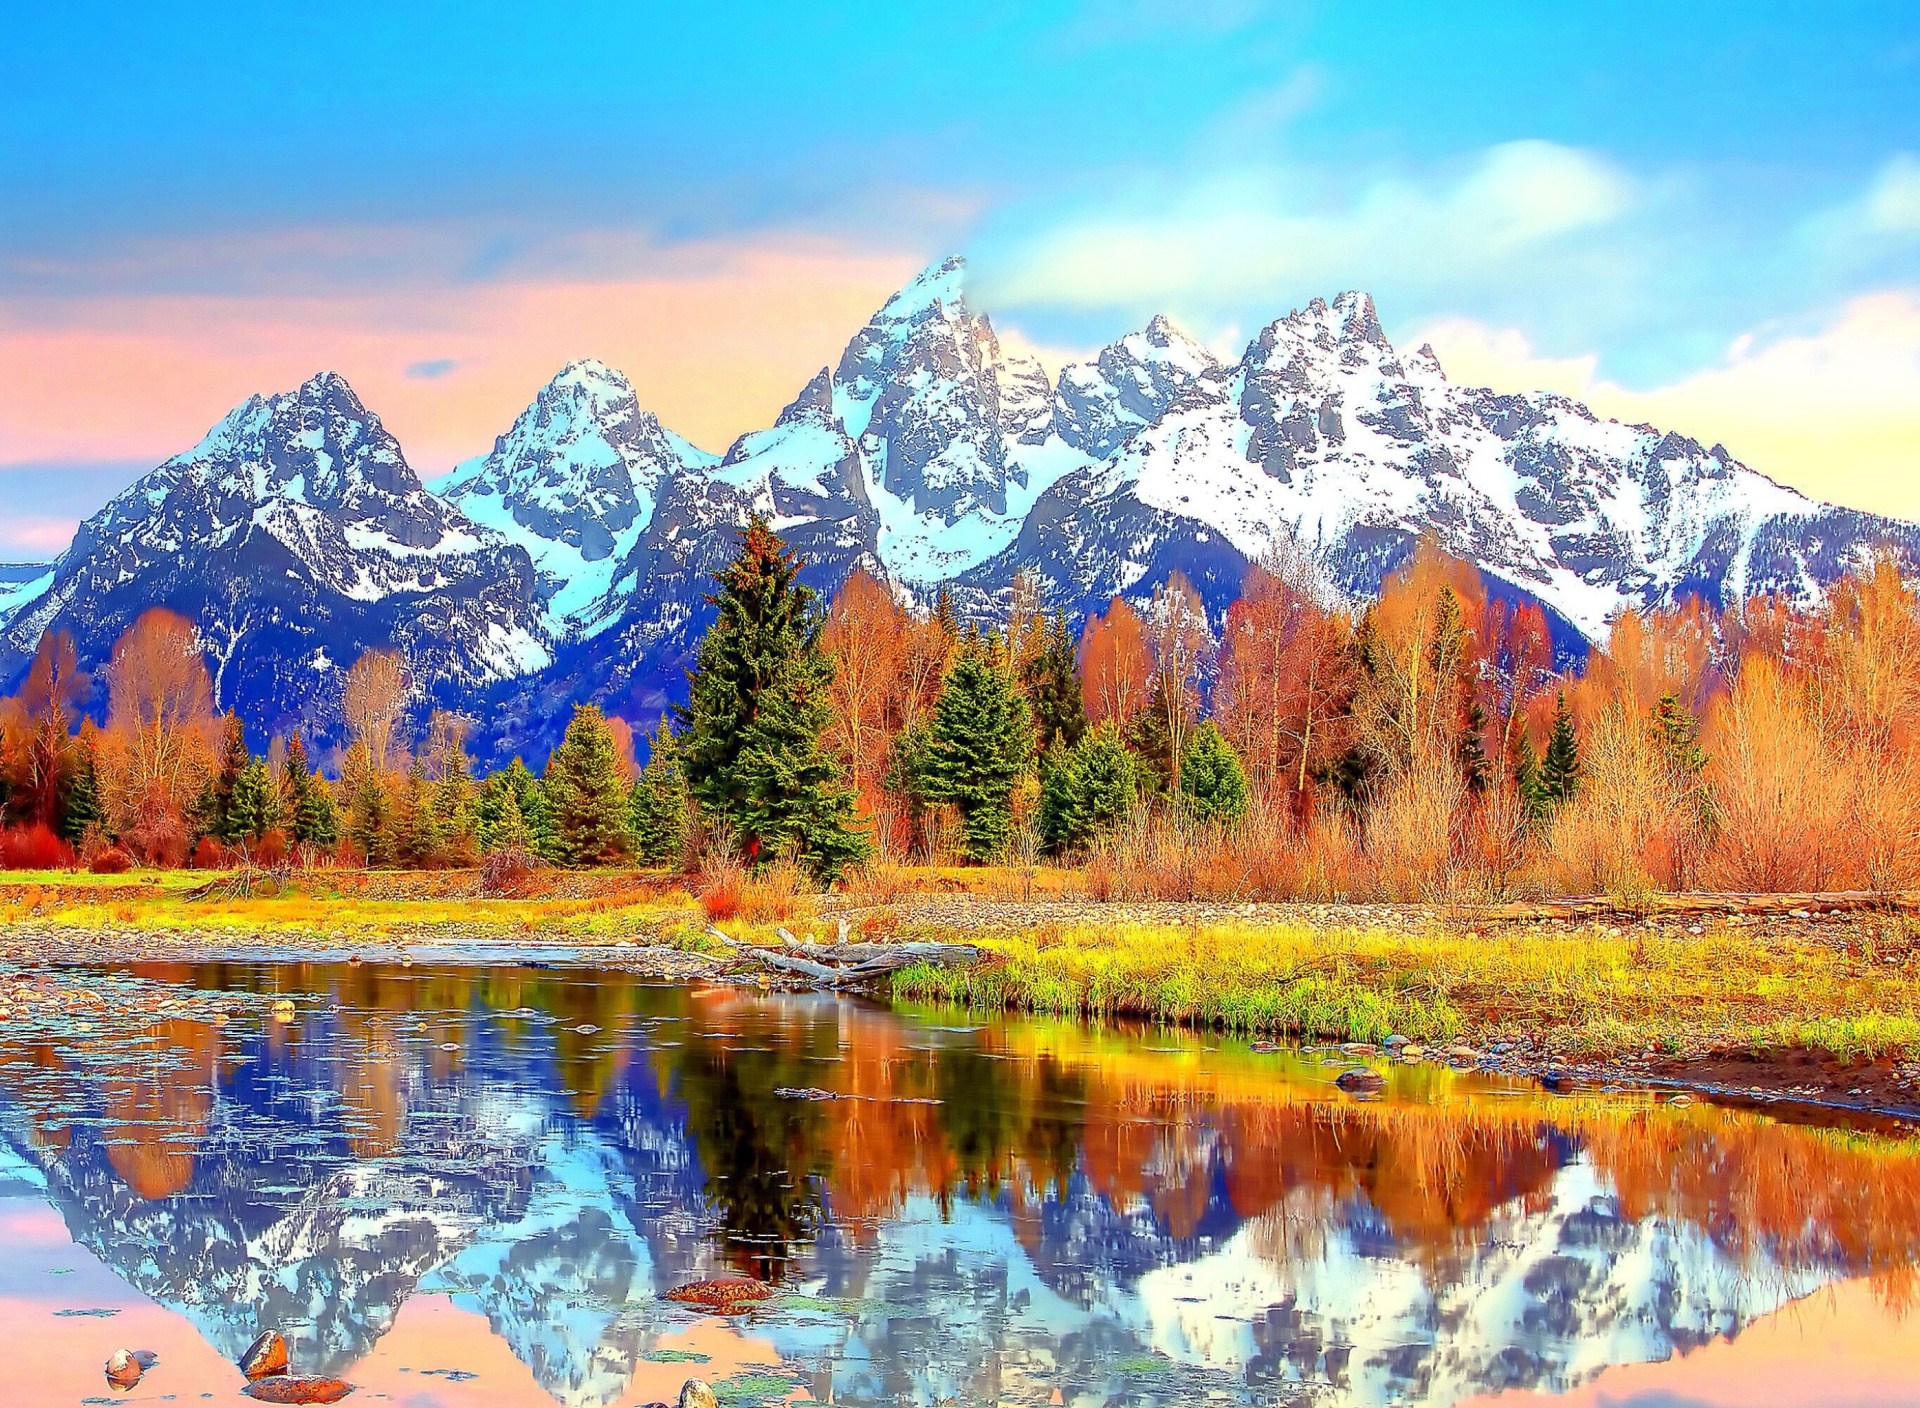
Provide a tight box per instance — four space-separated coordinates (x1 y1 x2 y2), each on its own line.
3 959 1920 1408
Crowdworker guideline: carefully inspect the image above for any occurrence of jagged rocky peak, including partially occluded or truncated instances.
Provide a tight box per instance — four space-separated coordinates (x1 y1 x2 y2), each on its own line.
443 357 715 562
153 369 462 551
835 254 1020 522
1055 312 1225 458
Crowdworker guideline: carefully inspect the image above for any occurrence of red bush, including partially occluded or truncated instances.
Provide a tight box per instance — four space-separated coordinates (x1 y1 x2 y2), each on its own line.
192 835 233 870
0 824 74 871
254 829 290 866
88 847 133 875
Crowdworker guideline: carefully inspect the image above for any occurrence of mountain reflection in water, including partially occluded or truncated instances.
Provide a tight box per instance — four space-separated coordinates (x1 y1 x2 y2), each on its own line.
1 960 1918 1408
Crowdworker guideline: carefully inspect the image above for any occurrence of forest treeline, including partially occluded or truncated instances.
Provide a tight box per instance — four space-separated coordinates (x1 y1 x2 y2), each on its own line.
3 516 1918 900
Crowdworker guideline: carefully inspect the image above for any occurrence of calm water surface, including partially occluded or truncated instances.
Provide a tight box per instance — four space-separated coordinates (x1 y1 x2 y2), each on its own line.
2 959 1919 1408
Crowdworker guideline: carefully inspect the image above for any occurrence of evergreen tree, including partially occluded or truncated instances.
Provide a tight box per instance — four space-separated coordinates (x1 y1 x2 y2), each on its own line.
629 718 688 866
208 711 250 842
433 745 480 865
488 785 533 853
396 758 442 867
59 724 104 844
228 758 281 842
1537 691 1582 810
487 758 560 861
1650 691 1714 832
281 732 336 848
918 636 1035 863
677 518 869 879
543 704 634 867
1178 722 1249 826
1039 720 1139 856
1022 609 1087 755
1126 677 1177 798
1034 739 1082 855
349 770 397 867
1512 733 1546 820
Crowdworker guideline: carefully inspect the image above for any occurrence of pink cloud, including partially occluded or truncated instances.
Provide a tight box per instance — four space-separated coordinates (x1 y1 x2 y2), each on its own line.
0 240 925 476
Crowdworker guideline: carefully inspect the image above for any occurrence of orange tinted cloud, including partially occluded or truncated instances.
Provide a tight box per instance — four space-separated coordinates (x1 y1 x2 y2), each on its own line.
0 241 924 475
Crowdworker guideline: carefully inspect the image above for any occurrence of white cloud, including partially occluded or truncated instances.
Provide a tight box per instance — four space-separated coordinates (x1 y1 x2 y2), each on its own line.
1419 291 1920 522
982 141 1633 312
1865 153 1920 234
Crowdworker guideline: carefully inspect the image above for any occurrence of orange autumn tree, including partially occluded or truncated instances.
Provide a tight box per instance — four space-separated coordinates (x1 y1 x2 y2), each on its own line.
1215 547 1357 814
1077 596 1152 729
98 609 218 864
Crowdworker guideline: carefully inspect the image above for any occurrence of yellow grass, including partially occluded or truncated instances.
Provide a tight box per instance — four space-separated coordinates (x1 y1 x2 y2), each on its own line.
894 918 1920 1058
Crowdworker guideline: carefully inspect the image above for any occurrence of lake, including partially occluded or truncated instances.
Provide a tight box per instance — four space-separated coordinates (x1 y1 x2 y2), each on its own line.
1 957 1918 1407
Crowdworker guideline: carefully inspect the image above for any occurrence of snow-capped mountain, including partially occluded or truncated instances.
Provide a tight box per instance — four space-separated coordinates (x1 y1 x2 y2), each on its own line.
440 358 719 641
0 372 546 738
5 255 1915 757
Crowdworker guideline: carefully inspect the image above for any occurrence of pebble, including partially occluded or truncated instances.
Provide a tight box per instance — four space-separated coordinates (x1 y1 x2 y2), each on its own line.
240 1329 290 1382
678 1379 720 1408
105 1349 142 1389
1335 1067 1386 1092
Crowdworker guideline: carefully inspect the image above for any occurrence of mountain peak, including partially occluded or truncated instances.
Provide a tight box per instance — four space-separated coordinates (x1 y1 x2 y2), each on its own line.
1330 290 1387 347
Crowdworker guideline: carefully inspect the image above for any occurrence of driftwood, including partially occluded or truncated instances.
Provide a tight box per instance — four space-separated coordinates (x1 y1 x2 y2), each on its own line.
1466 891 1920 924
709 927 980 989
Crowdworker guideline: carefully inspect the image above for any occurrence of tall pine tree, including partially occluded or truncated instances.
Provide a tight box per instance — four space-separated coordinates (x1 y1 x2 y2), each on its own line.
205 711 251 842
281 732 336 848
59 722 104 844
1537 691 1582 810
629 717 689 867
1022 610 1087 754
677 518 868 879
544 704 634 867
918 635 1035 863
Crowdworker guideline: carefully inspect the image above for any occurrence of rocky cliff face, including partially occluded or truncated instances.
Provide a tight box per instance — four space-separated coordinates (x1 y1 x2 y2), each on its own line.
6 259 1915 760
0 372 545 740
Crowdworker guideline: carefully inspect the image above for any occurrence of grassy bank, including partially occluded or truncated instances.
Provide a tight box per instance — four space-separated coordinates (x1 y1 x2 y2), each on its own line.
892 919 1920 1060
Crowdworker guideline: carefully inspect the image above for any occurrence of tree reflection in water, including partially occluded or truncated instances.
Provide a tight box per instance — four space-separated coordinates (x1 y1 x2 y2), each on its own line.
0 960 1916 1408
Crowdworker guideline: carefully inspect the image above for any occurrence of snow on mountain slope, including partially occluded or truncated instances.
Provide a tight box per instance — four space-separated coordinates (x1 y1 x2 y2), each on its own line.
0 372 546 736
440 359 719 639
987 288 1919 641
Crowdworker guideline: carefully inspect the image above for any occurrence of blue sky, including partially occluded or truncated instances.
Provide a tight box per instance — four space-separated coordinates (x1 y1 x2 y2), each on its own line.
3 0 1918 553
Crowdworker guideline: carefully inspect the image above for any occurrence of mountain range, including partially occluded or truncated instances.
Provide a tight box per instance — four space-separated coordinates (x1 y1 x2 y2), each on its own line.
5 255 1913 763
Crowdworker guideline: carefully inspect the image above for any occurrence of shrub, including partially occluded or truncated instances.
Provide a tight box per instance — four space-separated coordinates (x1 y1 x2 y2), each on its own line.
88 847 133 875
253 828 290 867
191 835 233 870
0 824 74 871
699 850 745 924
478 844 538 897
740 855 816 923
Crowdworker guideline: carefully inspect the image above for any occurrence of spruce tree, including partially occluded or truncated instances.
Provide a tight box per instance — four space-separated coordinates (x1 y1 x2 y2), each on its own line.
677 518 868 879
489 785 533 853
1178 722 1249 827
208 711 251 842
1126 677 1176 798
433 745 480 865
1537 691 1582 809
228 758 281 843
349 770 396 867
1035 739 1082 855
1650 691 1713 832
1512 733 1546 821
543 704 634 867
397 758 442 867
281 733 336 848
489 758 561 862
59 725 103 844
1022 610 1087 755
1039 721 1138 857
629 718 688 866
918 635 1035 863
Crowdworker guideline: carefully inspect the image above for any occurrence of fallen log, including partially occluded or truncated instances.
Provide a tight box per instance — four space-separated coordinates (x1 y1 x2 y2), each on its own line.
707 928 979 988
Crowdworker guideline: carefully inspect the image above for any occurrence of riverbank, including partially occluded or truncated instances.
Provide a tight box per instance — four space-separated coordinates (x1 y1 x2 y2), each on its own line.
4 866 1919 1115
